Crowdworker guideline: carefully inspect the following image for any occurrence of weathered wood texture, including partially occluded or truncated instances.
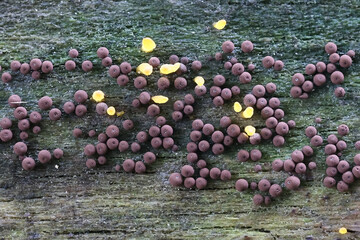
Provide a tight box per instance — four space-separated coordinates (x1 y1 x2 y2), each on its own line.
0 0 360 239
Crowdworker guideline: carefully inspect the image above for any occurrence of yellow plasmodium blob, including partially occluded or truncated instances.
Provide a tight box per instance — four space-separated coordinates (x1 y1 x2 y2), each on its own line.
107 106 116 116
242 107 254 118
160 63 181 74
152 95 169 104
339 227 347 234
194 76 205 86
213 19 226 30
136 63 153 76
245 126 256 136
116 111 125 117
141 37 156 53
92 90 105 102
233 101 242 112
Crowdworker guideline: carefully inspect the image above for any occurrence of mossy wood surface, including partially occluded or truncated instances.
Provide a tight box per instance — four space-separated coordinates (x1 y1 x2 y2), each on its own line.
0 0 360 239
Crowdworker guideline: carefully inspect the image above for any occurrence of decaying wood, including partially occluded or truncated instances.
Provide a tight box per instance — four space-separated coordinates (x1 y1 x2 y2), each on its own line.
0 0 359 239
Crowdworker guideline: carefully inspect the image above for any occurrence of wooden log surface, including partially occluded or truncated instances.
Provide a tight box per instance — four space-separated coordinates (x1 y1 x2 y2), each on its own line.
0 0 360 239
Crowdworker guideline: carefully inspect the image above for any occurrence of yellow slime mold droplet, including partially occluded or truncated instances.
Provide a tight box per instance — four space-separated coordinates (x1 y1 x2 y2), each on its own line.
160 63 180 75
160 64 172 74
116 111 125 117
152 95 169 104
339 227 347 234
245 126 256 136
107 106 116 116
242 107 254 118
213 19 226 30
141 37 156 53
92 90 105 102
194 76 205 86
233 102 242 112
136 63 153 76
